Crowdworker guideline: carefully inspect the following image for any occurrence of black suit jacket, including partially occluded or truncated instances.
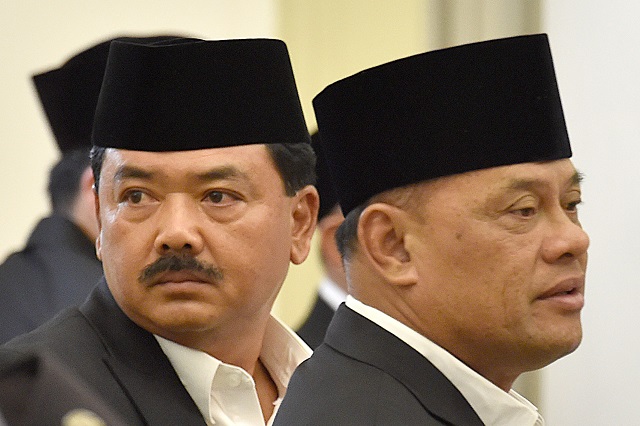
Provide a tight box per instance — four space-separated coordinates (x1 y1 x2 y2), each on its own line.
3 279 205 425
274 304 483 426
0 215 103 343
296 295 335 350
0 348 129 426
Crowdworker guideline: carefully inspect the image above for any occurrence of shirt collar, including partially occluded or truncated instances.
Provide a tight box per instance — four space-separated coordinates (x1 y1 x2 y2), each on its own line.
155 315 311 425
317 276 348 311
345 296 544 426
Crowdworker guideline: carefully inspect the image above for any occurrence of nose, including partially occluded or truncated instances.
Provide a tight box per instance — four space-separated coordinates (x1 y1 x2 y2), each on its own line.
153 195 205 255
541 210 590 264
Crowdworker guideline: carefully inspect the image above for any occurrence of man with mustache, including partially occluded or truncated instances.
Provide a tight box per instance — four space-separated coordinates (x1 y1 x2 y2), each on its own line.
4 37 318 425
275 34 589 425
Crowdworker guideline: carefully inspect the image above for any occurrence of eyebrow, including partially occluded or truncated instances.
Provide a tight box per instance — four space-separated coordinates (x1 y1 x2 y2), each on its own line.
114 165 153 182
505 170 584 191
194 166 249 183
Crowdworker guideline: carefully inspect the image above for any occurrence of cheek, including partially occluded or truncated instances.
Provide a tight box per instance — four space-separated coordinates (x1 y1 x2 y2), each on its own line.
99 221 148 286
451 225 533 275
222 207 293 274
444 227 503 279
444 231 534 314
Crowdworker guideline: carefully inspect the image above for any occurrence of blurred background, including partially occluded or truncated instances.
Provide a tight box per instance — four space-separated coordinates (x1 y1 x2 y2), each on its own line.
1 1 638 424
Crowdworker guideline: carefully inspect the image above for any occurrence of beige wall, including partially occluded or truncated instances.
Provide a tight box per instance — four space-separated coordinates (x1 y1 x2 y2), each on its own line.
541 1 640 423
425 0 541 49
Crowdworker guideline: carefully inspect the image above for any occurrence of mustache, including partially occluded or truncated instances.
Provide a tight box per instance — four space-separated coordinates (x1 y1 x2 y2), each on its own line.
138 254 223 283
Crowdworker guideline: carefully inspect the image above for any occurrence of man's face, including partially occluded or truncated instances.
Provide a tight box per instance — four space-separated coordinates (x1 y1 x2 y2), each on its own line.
404 159 589 386
95 145 307 344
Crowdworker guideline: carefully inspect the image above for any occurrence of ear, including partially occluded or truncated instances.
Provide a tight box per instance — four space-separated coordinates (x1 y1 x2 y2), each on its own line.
72 167 101 242
290 185 320 265
93 178 103 261
79 166 95 193
358 203 418 286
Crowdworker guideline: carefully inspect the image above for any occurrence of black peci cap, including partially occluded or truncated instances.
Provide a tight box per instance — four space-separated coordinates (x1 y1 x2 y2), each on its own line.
313 34 572 215
92 37 310 151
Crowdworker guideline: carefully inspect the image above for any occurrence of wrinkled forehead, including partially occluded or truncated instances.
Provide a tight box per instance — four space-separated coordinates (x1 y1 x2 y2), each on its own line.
430 158 580 198
463 158 580 187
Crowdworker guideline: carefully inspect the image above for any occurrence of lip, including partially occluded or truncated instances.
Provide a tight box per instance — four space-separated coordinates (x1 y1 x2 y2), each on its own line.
536 276 585 310
149 270 213 287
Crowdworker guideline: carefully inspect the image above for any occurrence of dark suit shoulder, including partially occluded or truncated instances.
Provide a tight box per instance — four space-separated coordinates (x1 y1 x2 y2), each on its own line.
277 305 483 426
3 280 207 426
2 290 177 425
275 344 445 425
5 307 102 353
3 307 114 387
0 216 103 343
0 349 129 425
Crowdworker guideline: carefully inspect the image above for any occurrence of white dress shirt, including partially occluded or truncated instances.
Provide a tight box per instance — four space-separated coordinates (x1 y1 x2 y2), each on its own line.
346 296 544 426
317 276 347 311
155 316 311 426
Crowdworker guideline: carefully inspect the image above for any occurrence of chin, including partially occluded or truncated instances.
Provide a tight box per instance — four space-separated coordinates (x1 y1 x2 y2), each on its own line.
161 313 219 332
539 314 583 353
557 321 583 354
146 305 220 332
563 334 583 357
533 334 583 370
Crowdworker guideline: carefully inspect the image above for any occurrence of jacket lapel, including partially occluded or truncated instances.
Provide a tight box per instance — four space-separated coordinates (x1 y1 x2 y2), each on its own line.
80 279 206 426
325 304 484 426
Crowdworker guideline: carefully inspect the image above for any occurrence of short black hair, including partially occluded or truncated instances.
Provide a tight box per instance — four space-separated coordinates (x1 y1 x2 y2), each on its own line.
335 184 422 261
265 143 316 195
90 143 316 196
48 148 91 216
335 204 365 260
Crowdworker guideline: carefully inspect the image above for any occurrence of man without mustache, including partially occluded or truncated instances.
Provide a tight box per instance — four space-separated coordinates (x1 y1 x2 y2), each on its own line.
275 34 589 425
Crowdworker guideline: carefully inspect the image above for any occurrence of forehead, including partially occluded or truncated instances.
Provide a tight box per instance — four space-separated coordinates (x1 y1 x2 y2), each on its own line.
416 159 580 201
100 144 279 183
465 158 579 189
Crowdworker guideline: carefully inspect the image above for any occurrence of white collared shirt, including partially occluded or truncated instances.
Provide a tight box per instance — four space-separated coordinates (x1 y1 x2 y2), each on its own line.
155 316 311 426
346 296 545 426
317 276 348 311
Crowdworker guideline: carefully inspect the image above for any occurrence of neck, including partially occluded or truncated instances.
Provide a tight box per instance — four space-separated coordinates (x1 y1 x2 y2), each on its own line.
162 311 273 372
254 357 278 421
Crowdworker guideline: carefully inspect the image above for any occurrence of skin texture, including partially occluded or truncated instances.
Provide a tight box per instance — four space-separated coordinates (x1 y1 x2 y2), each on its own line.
93 145 318 418
350 158 589 391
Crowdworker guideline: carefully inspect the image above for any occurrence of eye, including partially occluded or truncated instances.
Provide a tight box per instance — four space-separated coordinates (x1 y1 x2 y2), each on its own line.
204 190 239 206
512 206 537 217
566 199 582 212
121 190 150 205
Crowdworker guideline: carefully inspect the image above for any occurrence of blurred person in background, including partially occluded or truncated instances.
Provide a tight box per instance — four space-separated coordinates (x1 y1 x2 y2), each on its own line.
296 132 347 349
0 35 179 344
